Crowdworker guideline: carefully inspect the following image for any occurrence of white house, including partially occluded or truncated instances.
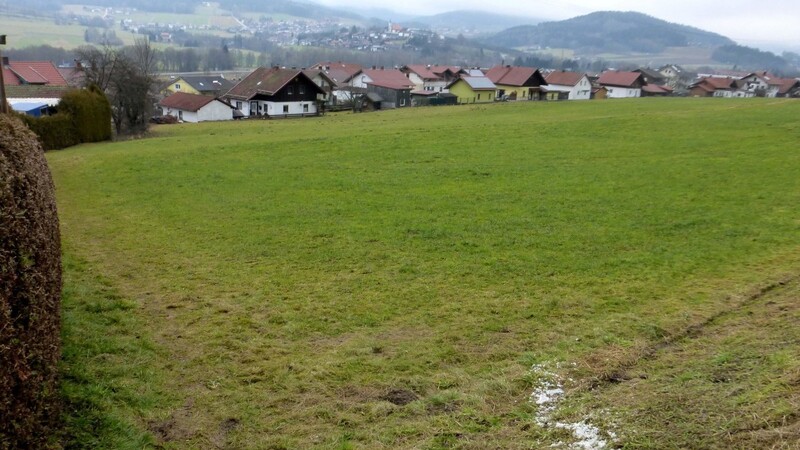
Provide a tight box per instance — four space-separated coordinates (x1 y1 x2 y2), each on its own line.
159 92 233 123
400 65 448 93
543 71 592 100
597 71 646 98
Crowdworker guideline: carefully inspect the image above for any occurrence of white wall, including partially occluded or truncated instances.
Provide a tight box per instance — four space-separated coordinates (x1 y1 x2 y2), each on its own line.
605 87 641 98
197 101 233 121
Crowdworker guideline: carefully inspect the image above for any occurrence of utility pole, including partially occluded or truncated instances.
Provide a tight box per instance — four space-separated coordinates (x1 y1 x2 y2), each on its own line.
0 35 7 114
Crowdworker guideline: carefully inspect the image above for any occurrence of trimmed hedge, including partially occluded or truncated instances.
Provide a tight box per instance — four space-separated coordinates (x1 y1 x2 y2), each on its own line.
0 114 63 449
19 86 112 151
59 85 113 144
18 113 80 151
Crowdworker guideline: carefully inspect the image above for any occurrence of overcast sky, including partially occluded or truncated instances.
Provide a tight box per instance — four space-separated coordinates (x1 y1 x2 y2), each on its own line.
316 0 800 53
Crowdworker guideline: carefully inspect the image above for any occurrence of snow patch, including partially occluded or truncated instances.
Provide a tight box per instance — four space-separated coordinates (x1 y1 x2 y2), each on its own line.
529 362 615 450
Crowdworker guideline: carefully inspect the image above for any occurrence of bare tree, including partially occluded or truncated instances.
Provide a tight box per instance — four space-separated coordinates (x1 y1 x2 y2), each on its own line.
75 38 157 136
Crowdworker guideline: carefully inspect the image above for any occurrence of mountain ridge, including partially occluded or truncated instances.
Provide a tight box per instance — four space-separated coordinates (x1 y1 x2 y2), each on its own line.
486 11 735 54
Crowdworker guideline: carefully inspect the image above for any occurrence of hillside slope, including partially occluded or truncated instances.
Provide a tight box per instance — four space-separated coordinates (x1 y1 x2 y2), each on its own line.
411 10 543 35
488 11 734 53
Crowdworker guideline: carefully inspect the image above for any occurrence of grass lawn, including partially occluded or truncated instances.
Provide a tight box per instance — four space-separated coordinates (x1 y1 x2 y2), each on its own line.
0 15 92 49
48 99 800 448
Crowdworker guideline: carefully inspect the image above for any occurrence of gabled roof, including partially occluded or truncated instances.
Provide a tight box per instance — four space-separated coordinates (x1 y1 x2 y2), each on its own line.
401 65 443 81
691 76 738 91
225 67 325 100
159 92 229 112
303 69 336 86
485 65 547 87
597 71 646 88
544 71 586 87
362 69 415 90
449 76 497 91
777 78 800 95
311 61 364 84
177 75 235 93
2 61 69 86
429 65 463 77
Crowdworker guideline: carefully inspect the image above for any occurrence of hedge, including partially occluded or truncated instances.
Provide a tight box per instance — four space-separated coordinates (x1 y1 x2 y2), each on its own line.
19 86 112 151
0 114 63 449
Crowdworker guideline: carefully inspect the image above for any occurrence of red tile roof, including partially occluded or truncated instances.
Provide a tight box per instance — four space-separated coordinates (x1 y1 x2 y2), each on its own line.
485 65 545 87
2 61 69 86
597 71 645 88
544 71 585 87
362 69 415 90
159 92 225 112
225 67 324 100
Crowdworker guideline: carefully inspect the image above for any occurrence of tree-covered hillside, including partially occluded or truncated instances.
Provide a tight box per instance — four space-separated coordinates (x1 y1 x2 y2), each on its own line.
488 11 734 53
712 44 792 74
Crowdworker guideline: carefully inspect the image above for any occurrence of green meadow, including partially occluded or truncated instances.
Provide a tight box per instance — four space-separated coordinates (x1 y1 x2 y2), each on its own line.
48 99 800 449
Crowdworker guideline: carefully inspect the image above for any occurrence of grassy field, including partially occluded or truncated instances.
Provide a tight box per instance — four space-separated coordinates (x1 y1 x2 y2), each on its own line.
48 99 800 449
0 15 97 49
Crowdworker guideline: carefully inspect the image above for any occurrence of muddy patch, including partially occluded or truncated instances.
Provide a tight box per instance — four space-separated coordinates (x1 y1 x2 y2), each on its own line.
381 388 419 406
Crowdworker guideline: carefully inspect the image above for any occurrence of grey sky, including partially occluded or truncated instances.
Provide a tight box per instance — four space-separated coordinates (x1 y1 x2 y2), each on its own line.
317 0 800 52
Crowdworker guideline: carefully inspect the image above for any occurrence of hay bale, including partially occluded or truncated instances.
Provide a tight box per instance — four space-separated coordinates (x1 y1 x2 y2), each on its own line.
0 114 62 448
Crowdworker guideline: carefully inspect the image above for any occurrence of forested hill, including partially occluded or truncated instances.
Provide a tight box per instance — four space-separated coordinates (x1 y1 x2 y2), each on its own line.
487 11 735 53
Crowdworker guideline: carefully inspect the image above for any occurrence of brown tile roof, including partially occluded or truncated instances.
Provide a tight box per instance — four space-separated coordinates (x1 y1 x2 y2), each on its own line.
777 78 800 95
642 84 673 94
597 71 646 88
692 76 738 90
159 92 225 112
544 71 585 87
3 61 69 86
311 61 363 84
401 65 443 81
485 65 546 87
362 68 415 90
225 67 323 100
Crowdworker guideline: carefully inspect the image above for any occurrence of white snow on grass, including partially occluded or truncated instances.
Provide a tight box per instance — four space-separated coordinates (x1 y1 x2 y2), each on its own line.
529 363 616 450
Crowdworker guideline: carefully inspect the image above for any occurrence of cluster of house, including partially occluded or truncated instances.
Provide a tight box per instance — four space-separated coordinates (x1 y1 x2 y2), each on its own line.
3 57 799 123
155 62 800 123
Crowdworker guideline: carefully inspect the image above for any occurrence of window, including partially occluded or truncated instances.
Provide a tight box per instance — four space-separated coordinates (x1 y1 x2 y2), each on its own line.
178 111 183 120
175 83 181 90
303 104 309 113
283 105 289 113
236 101 242 110
299 84 305 95
288 86 293 95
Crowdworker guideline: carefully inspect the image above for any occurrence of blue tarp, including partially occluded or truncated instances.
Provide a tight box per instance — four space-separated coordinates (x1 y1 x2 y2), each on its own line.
11 102 50 117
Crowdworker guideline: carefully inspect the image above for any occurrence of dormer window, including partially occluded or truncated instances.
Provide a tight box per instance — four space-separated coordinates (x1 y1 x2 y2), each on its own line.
175 83 181 90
